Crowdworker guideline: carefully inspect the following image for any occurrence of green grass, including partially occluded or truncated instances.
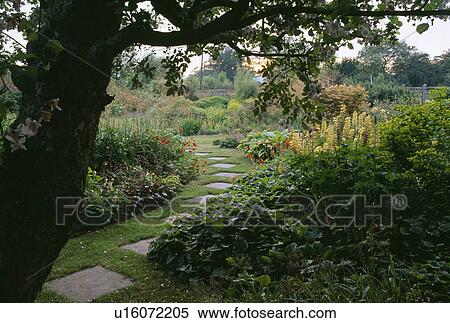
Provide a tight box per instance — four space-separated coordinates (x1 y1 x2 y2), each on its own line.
37 135 254 303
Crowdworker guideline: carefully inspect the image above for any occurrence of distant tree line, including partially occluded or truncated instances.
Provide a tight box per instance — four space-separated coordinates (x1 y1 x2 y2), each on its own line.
333 42 450 87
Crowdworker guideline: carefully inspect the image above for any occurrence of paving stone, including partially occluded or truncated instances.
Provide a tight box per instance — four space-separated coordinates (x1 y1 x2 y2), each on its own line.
45 266 133 302
213 172 247 178
210 163 236 169
121 238 156 255
205 182 233 189
208 157 227 161
194 152 210 156
185 195 216 204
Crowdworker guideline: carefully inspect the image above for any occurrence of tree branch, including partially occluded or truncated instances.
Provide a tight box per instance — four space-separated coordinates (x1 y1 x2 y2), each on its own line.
237 7 450 30
107 0 250 54
150 0 187 28
107 5 450 55
190 0 239 15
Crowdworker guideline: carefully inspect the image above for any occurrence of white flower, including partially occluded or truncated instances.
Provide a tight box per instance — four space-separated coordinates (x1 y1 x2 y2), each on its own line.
5 129 27 152
18 118 41 137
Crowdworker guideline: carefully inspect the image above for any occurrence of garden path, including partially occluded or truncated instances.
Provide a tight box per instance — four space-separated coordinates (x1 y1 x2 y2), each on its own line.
37 135 252 303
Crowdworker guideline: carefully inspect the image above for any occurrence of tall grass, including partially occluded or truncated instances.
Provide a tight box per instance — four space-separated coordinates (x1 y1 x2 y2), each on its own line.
100 110 172 134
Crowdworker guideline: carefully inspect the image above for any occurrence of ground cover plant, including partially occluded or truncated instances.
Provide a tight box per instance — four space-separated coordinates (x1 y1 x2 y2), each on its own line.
213 134 243 149
149 93 450 302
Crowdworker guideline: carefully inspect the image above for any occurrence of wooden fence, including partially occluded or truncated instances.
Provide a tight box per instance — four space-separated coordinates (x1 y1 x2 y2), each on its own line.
196 89 234 98
404 85 448 103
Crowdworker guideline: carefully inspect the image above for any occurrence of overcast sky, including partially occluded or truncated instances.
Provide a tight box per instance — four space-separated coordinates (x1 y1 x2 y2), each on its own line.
337 18 450 58
186 18 450 75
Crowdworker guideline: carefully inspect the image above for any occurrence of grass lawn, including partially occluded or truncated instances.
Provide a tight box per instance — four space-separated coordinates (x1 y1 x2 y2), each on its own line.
36 135 253 303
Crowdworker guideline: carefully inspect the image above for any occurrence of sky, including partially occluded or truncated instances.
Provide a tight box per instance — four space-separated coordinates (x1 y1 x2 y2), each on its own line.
336 18 450 59
185 18 450 75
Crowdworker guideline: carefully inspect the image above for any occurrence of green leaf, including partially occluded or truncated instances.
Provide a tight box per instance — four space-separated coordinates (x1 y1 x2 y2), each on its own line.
226 257 235 265
255 275 271 287
261 256 272 264
416 23 429 34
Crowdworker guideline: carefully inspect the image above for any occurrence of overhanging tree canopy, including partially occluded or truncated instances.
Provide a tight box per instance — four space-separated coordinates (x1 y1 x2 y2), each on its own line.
2 0 450 118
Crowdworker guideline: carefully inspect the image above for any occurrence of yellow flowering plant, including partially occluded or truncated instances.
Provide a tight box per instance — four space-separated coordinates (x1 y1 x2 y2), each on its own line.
288 106 379 154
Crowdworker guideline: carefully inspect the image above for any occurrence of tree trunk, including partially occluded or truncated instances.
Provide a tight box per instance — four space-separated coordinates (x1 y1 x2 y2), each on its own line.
0 0 123 302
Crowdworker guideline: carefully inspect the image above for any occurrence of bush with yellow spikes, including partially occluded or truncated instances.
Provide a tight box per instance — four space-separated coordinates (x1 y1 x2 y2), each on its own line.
289 132 302 153
289 111 380 154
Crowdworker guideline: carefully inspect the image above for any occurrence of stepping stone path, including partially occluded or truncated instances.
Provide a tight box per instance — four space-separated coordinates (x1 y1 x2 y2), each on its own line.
205 182 233 189
213 172 247 178
211 163 236 169
44 137 249 303
121 238 156 255
45 266 133 302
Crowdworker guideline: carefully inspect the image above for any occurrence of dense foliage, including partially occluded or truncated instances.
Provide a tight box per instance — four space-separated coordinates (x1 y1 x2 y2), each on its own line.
238 108 379 163
234 68 260 100
334 42 450 87
75 127 202 229
358 76 416 103
102 93 295 136
318 84 369 116
149 96 450 301
213 135 242 149
238 130 291 164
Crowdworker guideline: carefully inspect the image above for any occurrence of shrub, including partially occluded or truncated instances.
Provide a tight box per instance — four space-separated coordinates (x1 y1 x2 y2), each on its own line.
379 96 450 255
234 68 259 99
92 126 201 182
227 98 241 111
288 108 379 154
78 167 131 228
238 130 290 163
77 127 202 230
194 96 229 109
158 96 206 123
361 77 415 103
213 134 243 148
76 165 183 230
319 84 369 116
202 72 233 90
181 118 203 136
105 82 155 115
184 75 200 99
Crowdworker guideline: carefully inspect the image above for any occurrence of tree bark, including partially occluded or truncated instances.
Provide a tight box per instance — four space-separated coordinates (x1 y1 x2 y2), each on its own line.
0 0 123 302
